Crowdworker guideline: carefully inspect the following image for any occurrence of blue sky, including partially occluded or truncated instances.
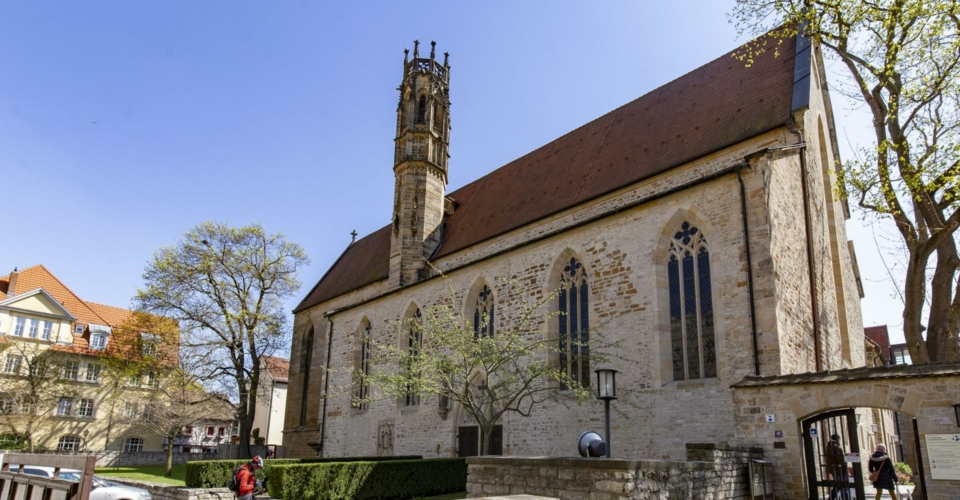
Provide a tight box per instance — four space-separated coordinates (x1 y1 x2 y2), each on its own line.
0 1 905 351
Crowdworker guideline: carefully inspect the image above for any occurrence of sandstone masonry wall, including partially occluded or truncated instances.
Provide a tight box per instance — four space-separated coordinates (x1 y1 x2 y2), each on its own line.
465 443 762 500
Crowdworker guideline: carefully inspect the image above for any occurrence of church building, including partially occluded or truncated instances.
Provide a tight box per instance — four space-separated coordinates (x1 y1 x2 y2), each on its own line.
283 32 867 461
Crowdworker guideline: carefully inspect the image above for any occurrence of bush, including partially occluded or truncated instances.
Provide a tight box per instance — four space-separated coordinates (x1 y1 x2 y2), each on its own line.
266 458 467 500
185 455 423 488
895 462 914 485
185 458 299 488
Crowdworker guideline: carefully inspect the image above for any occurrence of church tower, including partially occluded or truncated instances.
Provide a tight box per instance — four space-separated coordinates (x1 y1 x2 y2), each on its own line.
390 40 451 288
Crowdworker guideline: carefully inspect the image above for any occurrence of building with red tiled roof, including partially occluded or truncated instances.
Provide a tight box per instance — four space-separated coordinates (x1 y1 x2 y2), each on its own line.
252 355 289 447
0 264 176 452
284 31 869 462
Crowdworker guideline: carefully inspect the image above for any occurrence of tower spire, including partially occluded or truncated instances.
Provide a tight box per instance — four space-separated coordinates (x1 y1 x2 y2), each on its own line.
390 40 451 288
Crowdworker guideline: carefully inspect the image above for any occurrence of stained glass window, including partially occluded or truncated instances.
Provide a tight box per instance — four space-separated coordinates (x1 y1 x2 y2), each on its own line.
668 222 717 380
474 285 495 339
354 322 372 410
558 257 590 388
405 310 422 406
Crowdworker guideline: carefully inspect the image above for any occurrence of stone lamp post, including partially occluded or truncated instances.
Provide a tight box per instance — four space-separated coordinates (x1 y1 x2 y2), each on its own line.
595 368 618 458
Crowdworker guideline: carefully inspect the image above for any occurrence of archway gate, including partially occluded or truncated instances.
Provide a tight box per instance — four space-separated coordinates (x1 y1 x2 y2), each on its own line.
731 362 960 500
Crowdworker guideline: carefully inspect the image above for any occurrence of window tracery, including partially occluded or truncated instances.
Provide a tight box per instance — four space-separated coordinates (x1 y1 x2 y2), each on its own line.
558 257 590 388
354 322 372 410
473 285 495 339
405 309 422 406
667 221 717 381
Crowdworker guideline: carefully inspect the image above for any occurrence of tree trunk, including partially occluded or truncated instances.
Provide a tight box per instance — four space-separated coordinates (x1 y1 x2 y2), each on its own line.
165 434 175 477
927 240 960 362
903 254 931 364
478 423 491 456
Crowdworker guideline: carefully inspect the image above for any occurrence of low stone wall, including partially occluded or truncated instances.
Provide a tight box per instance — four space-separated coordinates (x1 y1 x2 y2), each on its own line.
466 443 762 500
107 478 240 500
1 450 219 467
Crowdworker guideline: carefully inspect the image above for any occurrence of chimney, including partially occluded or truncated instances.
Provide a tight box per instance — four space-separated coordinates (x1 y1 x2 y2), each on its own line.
7 267 19 297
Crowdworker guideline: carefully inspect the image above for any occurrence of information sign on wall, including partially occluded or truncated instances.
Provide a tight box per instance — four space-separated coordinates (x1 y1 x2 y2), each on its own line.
925 434 960 480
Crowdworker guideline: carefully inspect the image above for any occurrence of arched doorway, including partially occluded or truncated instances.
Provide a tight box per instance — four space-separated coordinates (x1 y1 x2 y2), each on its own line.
801 409 864 500
731 362 960 499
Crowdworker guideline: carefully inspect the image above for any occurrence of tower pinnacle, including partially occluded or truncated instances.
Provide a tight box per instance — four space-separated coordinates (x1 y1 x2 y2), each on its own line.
389 40 451 288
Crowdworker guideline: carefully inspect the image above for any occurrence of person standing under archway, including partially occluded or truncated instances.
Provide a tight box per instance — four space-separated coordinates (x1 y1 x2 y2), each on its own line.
869 444 898 500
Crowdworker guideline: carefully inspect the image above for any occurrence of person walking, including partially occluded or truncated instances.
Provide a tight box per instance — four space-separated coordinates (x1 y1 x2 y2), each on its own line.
868 444 898 500
825 434 848 500
236 455 264 500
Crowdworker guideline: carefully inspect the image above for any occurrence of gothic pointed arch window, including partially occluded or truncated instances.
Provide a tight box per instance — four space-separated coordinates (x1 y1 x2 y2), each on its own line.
353 321 372 410
299 326 315 426
558 257 590 388
416 95 427 124
668 221 717 381
473 284 495 339
405 309 422 406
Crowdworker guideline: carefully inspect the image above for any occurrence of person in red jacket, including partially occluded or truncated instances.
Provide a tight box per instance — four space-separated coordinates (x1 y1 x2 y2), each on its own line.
236 455 263 500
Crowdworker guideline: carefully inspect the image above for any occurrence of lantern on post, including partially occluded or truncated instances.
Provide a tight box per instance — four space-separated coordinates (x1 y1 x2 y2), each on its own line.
595 368 618 458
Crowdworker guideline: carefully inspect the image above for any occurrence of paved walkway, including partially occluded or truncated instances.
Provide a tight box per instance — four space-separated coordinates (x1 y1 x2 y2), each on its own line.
475 496 556 500
835 484 915 499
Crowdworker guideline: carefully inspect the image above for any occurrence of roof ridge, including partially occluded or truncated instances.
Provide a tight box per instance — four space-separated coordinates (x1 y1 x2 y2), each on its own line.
0 263 45 282
86 300 133 312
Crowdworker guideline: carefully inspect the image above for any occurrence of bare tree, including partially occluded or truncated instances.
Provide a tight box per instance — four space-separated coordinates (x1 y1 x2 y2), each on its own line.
97 311 214 476
732 0 960 362
350 278 624 455
0 339 81 452
135 222 308 456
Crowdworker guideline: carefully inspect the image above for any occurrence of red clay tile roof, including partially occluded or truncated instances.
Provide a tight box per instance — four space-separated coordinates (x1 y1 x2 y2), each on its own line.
1 265 107 327
262 355 290 383
297 33 798 312
1 264 160 358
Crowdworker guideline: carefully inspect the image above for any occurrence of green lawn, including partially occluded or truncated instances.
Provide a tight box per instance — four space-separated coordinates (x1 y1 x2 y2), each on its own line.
95 465 187 486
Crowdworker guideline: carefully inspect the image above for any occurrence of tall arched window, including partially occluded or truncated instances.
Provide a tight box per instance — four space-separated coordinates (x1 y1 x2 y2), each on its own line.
558 257 590 388
299 326 315 426
354 322 372 410
416 95 427 124
473 285 495 339
668 221 717 381
405 309 422 406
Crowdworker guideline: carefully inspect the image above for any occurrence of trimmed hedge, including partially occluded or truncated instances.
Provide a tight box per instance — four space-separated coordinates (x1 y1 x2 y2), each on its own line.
184 455 423 488
266 458 467 500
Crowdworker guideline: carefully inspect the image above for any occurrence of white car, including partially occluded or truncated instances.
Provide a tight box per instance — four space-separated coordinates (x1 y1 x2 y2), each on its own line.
10 466 152 500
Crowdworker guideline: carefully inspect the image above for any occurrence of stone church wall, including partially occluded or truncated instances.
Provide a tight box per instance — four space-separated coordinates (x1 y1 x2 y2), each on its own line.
288 129 800 461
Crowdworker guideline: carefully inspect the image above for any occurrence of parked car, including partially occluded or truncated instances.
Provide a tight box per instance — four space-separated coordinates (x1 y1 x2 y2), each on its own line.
10 466 152 500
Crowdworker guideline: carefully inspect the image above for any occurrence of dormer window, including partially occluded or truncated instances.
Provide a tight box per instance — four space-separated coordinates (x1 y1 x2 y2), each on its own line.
416 95 427 124
88 324 112 351
141 333 160 357
90 334 107 350
74 324 84 334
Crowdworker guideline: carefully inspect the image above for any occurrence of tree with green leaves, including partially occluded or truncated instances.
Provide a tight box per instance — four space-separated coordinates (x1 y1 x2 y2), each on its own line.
135 222 309 457
349 278 623 455
97 311 216 477
732 0 960 362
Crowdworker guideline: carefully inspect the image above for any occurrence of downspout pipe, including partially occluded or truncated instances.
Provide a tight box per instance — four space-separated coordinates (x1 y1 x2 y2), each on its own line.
736 162 762 377
318 316 335 457
789 124 823 371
